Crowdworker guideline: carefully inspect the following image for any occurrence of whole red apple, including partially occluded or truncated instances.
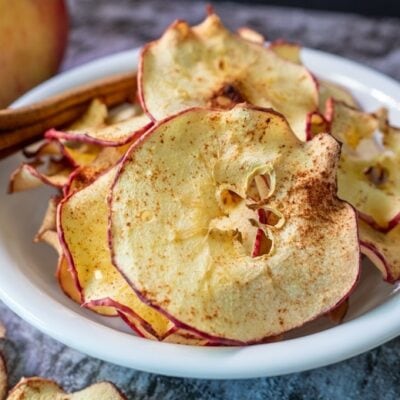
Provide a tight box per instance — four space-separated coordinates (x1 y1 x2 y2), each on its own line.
0 0 68 107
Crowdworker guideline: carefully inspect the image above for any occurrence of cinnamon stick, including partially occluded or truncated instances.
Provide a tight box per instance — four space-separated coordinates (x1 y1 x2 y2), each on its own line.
0 81 136 158
0 72 136 131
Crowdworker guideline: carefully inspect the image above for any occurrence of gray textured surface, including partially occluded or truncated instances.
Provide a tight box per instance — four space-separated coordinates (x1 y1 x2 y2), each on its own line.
3 0 400 398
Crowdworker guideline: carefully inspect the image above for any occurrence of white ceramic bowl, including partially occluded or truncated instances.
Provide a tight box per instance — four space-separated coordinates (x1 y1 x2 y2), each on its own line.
1 48 400 379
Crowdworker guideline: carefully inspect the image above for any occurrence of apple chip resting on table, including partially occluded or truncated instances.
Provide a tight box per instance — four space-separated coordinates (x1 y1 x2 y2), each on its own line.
8 12 399 345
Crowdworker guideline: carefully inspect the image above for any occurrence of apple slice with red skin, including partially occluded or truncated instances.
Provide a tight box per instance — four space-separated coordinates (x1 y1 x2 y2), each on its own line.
237 27 265 44
359 219 400 283
139 14 318 141
46 98 153 147
319 81 359 113
57 256 83 304
23 140 63 159
65 145 130 194
118 308 213 344
330 100 400 232
58 166 174 338
327 298 349 324
267 41 358 113
6 378 126 400
109 105 360 344
23 139 100 169
9 138 100 194
306 111 330 139
8 159 72 193
46 114 152 147
269 40 301 64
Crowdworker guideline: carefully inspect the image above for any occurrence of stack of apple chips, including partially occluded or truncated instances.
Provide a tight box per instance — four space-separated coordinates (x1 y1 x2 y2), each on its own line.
9 14 399 345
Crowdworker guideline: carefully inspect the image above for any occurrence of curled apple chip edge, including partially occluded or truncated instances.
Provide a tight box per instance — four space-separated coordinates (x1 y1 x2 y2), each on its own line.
23 140 63 159
319 81 359 113
360 216 400 283
329 99 400 231
46 114 153 147
65 145 132 195
58 165 175 339
68 98 108 131
237 27 265 44
269 40 301 64
34 197 59 243
8 160 72 193
45 99 153 147
139 13 319 141
6 378 126 400
109 104 360 344
8 141 101 194
261 40 358 123
327 298 349 324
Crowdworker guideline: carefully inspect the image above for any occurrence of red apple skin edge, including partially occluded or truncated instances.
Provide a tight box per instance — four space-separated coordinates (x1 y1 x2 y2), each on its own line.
0 0 69 107
360 240 397 283
45 120 154 147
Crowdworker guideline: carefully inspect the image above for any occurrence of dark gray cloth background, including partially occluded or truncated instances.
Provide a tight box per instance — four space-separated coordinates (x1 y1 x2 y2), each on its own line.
2 1 400 398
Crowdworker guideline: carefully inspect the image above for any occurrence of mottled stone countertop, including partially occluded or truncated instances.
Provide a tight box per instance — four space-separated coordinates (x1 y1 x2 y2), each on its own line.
2 0 400 398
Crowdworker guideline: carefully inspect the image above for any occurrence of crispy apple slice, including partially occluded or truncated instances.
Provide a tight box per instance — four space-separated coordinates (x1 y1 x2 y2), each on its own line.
23 138 100 171
57 256 83 304
68 98 108 130
331 100 400 230
8 160 72 193
269 40 301 64
306 111 330 139
7 378 126 400
58 166 174 338
360 219 400 282
107 103 143 124
110 105 360 343
46 98 152 147
139 14 318 141
34 197 63 255
34 197 58 242
328 100 378 150
46 114 152 147
319 81 358 113
66 144 131 194
237 27 265 44
23 140 62 159
267 42 358 114
327 299 349 324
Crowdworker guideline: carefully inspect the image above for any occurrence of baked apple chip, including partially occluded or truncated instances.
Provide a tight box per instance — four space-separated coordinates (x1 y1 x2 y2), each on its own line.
46 98 152 147
7 378 126 400
8 159 72 193
139 14 318 140
110 105 359 343
58 166 173 339
46 113 152 147
269 40 301 64
331 100 400 230
360 220 400 283
319 81 358 113
267 41 358 113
